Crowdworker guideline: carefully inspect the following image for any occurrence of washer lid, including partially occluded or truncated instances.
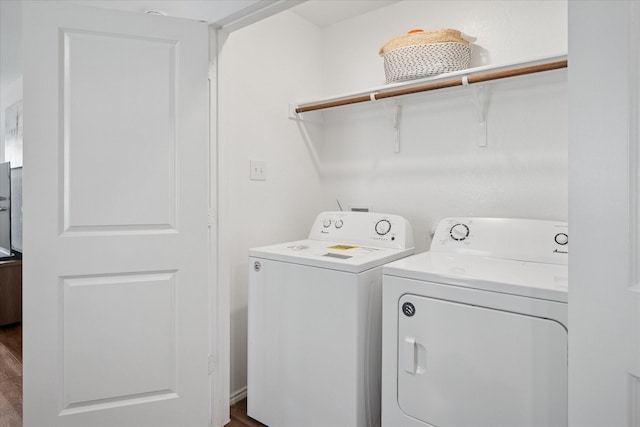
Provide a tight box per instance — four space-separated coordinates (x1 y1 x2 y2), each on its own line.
383 251 567 302
250 239 414 273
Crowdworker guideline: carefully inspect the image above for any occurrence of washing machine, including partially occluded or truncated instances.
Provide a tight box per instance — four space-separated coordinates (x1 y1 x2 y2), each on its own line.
381 217 568 427
248 211 414 427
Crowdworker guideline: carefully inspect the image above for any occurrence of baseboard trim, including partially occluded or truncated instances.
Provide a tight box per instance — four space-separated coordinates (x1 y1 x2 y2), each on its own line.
230 386 247 405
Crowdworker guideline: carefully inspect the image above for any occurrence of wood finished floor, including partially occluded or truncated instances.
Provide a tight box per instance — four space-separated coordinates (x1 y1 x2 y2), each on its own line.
227 398 267 427
0 323 22 427
0 323 261 427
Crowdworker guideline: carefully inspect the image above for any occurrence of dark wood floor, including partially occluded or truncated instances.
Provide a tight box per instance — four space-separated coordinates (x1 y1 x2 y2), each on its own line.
0 323 22 427
227 398 267 427
0 324 262 427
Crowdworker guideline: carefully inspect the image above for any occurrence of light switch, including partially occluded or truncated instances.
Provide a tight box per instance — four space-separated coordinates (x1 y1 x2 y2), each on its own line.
250 160 266 181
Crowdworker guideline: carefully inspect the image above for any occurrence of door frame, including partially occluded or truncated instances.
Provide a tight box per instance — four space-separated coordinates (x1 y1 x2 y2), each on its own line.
567 1 640 426
209 3 304 425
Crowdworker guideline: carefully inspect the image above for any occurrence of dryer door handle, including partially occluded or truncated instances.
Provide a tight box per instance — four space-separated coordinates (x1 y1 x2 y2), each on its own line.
403 337 418 374
402 336 426 375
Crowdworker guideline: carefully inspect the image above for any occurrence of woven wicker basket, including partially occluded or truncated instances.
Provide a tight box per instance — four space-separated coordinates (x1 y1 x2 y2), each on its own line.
379 29 473 83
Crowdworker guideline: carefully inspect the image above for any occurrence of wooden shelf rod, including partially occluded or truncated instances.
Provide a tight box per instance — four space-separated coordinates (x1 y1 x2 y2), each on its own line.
295 59 567 114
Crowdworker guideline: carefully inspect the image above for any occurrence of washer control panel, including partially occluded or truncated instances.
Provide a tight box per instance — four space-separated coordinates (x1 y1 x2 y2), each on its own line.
309 211 414 249
431 217 568 265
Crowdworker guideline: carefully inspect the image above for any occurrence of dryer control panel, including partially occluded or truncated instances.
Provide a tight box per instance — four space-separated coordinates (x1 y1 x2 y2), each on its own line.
431 217 568 265
309 211 414 250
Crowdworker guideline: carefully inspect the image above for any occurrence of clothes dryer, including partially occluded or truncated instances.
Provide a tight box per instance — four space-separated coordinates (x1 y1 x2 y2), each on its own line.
248 211 414 427
382 217 568 427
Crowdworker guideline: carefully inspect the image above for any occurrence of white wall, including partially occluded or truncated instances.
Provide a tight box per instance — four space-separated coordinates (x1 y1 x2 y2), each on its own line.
317 69 567 253
314 0 567 253
320 0 567 95
0 0 22 99
0 77 23 163
0 0 22 163
217 11 325 396
220 0 568 397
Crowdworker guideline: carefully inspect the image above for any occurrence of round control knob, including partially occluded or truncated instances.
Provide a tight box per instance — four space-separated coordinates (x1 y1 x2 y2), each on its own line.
450 223 470 241
335 219 344 229
322 219 332 228
554 233 568 245
375 219 392 236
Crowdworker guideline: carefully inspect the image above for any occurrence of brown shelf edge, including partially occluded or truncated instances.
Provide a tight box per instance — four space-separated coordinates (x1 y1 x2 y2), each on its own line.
295 59 568 114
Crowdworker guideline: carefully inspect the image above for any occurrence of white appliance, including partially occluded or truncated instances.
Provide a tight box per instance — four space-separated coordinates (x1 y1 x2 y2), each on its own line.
248 211 414 427
381 217 569 427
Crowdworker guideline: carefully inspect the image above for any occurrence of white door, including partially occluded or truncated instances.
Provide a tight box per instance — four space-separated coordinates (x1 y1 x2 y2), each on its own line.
568 2 640 426
22 2 211 426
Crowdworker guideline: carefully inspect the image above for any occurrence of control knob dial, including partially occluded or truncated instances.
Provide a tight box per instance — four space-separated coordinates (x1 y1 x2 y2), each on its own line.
450 223 470 241
554 233 568 245
375 219 392 236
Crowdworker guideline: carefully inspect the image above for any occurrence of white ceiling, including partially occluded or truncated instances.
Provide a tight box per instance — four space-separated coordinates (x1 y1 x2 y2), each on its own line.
65 0 264 23
0 0 399 91
291 0 399 28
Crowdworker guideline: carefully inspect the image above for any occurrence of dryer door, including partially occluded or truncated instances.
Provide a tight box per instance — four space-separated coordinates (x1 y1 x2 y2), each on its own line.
398 293 567 427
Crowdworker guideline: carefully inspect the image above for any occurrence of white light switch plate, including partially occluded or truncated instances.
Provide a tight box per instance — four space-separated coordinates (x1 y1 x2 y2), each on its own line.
250 160 266 181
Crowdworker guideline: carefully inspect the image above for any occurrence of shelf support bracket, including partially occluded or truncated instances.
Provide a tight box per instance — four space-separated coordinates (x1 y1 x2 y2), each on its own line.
383 99 402 153
289 103 302 121
465 78 488 147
